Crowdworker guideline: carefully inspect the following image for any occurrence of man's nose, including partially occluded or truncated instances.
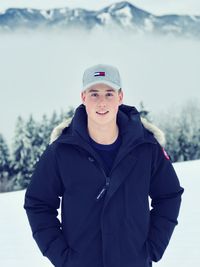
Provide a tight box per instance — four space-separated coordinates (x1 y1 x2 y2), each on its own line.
98 95 106 105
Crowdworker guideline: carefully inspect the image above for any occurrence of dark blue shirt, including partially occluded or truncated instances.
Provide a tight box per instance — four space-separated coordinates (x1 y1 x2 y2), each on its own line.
88 133 122 177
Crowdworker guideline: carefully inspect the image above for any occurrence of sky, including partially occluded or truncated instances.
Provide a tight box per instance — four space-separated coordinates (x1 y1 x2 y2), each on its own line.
0 159 199 266
1 0 200 15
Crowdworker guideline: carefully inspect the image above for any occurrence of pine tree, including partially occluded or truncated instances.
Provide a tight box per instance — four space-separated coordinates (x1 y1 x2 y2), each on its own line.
25 114 43 175
178 101 200 161
138 101 152 122
193 128 200 159
49 110 60 131
38 114 51 149
0 133 11 192
11 116 31 189
154 99 200 162
154 110 180 162
66 106 75 119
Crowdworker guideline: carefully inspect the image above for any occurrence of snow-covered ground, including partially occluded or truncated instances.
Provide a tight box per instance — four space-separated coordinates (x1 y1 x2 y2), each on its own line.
0 159 199 266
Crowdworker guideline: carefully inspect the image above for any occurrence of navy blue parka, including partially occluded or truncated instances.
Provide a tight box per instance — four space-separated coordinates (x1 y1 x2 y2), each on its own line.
24 104 184 267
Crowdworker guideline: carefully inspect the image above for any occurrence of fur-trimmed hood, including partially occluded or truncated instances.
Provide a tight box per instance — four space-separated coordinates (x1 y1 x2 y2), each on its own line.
49 105 165 147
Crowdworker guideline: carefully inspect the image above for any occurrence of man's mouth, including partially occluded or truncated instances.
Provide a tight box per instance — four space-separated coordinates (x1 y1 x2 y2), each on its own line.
96 111 109 115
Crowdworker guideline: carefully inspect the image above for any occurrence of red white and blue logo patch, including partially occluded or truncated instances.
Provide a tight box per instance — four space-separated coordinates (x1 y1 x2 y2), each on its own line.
162 147 170 160
94 71 105 77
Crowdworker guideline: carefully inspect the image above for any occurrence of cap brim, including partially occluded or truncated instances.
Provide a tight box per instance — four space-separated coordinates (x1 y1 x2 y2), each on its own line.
82 81 121 91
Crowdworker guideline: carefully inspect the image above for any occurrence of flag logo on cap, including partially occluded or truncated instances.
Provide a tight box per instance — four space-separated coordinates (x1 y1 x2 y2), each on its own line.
94 71 105 77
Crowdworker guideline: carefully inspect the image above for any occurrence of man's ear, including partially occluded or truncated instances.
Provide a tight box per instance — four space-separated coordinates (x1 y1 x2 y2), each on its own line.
118 90 123 105
81 91 86 105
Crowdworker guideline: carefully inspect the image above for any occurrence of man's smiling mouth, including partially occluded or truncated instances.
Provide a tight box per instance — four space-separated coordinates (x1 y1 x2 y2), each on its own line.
96 111 109 115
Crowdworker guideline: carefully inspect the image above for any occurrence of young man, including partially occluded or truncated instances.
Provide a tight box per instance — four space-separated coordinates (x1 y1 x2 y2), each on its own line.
24 64 184 267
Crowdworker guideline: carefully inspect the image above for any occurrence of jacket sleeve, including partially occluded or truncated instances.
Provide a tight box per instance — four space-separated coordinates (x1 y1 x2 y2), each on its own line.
147 143 184 262
23 144 70 267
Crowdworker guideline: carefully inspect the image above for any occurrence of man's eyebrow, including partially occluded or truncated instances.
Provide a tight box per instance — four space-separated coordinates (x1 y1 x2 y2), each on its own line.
88 89 115 92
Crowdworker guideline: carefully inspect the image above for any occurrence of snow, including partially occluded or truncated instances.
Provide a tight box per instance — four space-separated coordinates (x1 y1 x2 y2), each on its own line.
27 8 34 14
0 159 199 266
144 17 154 31
115 6 133 27
40 9 54 20
74 9 80 17
97 12 112 24
59 8 68 14
162 24 182 33
189 15 200 21
0 9 7 14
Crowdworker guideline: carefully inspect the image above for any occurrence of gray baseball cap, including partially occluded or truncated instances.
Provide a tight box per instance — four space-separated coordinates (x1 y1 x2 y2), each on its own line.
82 64 122 91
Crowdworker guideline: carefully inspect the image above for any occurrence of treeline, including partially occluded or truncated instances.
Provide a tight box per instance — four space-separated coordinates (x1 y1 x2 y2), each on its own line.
0 101 200 193
136 100 200 162
0 107 74 193
154 100 200 162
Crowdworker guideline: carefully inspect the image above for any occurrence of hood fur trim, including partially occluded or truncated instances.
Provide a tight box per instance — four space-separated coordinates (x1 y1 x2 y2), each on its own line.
140 117 165 147
50 118 72 145
49 117 165 147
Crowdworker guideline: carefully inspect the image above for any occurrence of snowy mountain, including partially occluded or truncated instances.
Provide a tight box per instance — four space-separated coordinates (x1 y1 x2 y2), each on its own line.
0 1 200 38
0 159 199 266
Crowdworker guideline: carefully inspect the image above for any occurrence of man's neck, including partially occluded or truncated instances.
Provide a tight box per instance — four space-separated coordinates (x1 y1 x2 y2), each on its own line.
87 121 119 145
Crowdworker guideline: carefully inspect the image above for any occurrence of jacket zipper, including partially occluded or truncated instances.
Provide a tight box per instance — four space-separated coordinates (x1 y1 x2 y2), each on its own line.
95 139 157 201
96 175 110 201
95 163 111 201
58 138 156 201
58 140 111 201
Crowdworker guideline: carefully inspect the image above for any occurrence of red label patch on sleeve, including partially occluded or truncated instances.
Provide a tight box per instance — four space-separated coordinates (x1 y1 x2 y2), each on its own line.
162 147 170 160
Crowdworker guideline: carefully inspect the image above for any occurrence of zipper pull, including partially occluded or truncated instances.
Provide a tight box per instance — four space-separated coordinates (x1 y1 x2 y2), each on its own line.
96 186 107 201
96 177 110 201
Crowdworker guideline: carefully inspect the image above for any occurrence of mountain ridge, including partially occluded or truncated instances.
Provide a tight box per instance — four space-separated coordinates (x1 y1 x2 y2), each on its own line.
0 1 200 38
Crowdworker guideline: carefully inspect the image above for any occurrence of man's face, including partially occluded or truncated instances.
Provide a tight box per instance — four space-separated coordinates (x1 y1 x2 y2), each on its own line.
81 83 123 127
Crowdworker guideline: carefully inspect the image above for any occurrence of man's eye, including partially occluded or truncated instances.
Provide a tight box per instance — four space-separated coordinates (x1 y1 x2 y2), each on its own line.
91 93 98 97
106 93 113 97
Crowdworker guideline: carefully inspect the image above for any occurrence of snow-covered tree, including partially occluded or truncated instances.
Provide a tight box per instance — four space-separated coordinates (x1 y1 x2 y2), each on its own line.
9 106 76 191
65 106 75 120
11 116 32 189
49 110 60 131
138 101 152 122
25 114 43 171
177 100 200 161
154 99 200 162
38 114 51 149
0 133 11 192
